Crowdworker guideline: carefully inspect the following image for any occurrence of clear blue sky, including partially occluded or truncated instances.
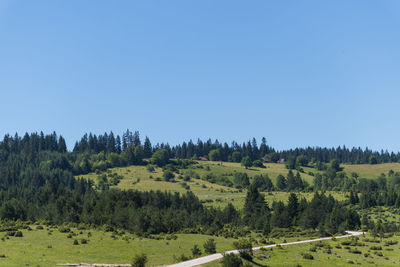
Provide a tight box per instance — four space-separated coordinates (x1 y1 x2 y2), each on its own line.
1 1 400 151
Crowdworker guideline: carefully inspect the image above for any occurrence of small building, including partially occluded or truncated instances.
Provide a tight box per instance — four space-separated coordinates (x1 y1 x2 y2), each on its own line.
199 156 209 161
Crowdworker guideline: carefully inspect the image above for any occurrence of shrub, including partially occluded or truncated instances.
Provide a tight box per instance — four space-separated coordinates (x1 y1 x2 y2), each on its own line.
163 170 175 181
132 253 148 267
301 252 314 260
81 239 88 244
58 226 71 233
191 244 202 257
233 239 253 261
384 240 398 246
146 164 155 172
222 253 243 267
7 231 15 236
176 254 189 262
15 231 23 237
349 249 362 254
73 239 79 245
203 238 216 254
252 160 264 168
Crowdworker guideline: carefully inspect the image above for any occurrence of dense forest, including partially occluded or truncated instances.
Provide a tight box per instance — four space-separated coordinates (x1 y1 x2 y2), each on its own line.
72 130 400 165
0 130 399 237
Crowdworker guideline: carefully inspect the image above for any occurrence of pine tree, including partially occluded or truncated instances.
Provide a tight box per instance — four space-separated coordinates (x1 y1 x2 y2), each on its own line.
143 136 152 158
287 193 299 222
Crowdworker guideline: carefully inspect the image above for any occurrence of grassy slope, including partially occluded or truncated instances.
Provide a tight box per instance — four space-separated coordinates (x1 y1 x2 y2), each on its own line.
0 225 369 267
0 227 236 267
342 163 400 179
78 162 348 209
202 233 400 267
193 161 316 184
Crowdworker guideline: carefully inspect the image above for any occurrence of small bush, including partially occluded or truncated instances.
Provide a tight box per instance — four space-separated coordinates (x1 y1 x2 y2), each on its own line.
15 231 23 237
132 253 147 267
222 253 243 267
191 244 202 257
58 226 71 233
384 240 398 246
163 170 175 181
146 164 155 172
73 239 79 245
349 249 362 254
203 238 216 254
301 252 314 260
81 239 88 244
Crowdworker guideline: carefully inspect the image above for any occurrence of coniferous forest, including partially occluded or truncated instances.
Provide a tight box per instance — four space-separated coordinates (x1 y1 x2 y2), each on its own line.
2 130 400 239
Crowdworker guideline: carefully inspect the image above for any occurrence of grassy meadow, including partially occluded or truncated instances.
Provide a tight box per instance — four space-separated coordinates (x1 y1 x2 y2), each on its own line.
0 223 373 267
202 233 400 267
0 226 237 267
342 163 400 179
77 161 348 209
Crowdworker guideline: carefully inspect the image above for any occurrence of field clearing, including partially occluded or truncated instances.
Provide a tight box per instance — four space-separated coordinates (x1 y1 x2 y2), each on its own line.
78 165 246 208
78 164 347 209
342 163 400 179
0 227 237 267
202 233 400 267
192 161 316 184
0 226 333 267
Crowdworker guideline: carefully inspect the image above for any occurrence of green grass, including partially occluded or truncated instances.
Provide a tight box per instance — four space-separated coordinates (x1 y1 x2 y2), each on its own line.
78 164 247 208
191 161 316 184
78 163 347 209
0 226 236 267
202 233 400 266
342 163 400 179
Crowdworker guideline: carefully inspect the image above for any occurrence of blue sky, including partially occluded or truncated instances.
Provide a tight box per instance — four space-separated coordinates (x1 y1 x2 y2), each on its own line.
1 1 400 151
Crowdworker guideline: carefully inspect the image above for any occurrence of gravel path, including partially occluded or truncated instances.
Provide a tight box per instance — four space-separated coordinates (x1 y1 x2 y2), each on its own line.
166 231 364 267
